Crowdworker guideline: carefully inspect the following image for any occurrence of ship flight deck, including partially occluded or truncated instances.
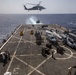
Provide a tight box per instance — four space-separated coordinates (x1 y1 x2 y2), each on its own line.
0 24 76 75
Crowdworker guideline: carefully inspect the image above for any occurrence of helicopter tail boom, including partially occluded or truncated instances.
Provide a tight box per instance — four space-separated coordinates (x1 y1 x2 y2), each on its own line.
24 5 28 10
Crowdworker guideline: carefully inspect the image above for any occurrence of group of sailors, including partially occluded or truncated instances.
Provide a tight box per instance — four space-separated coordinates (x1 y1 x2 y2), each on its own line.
41 42 66 59
34 30 65 59
34 30 76 75
41 43 56 60
35 31 42 45
1 29 75 75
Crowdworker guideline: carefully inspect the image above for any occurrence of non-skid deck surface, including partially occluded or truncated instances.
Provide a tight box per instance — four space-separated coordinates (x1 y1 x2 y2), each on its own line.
0 25 76 75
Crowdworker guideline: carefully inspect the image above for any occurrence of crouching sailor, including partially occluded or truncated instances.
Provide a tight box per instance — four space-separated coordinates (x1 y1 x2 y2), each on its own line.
0 51 10 66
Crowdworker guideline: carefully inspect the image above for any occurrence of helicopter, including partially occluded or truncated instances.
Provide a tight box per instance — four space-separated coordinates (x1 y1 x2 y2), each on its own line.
24 1 46 11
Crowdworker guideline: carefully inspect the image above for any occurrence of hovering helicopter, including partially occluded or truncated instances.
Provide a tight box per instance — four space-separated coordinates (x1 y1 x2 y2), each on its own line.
24 1 46 11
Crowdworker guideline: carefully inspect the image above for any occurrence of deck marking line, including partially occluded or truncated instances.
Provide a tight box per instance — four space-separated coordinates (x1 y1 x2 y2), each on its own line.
13 36 36 45
27 49 56 75
65 53 76 59
73 53 76 54
16 54 41 56
12 36 21 40
72 56 76 58
15 56 45 75
14 25 23 34
6 26 24 72
0 24 22 51
6 36 22 72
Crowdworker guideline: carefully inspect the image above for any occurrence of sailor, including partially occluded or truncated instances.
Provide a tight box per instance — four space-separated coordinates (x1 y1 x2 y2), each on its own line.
40 32 42 35
42 47 47 58
68 66 76 75
30 30 34 35
5 51 11 61
35 31 37 37
45 48 50 55
46 43 52 49
42 47 50 58
51 49 56 60
0 51 8 66
68 67 72 75
20 31 23 36
56 46 65 55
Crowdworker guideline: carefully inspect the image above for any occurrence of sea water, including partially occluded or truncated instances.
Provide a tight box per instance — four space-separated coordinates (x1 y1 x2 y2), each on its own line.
0 14 76 42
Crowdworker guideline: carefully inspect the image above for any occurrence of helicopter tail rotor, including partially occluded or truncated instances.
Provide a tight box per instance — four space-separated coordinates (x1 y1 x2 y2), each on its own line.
37 1 42 6
38 1 42 5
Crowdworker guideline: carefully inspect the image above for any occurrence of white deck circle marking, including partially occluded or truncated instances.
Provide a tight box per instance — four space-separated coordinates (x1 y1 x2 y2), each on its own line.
72 53 76 58
73 53 76 54
56 46 73 60
72 56 76 58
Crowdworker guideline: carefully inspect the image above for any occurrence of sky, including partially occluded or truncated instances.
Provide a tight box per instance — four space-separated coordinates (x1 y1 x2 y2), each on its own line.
0 0 76 14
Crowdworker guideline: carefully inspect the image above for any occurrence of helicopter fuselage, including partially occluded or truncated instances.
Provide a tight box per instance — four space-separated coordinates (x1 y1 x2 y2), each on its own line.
32 6 45 10
24 1 45 11
24 5 45 11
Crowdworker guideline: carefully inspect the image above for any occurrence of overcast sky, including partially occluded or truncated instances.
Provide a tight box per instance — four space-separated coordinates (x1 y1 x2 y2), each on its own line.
0 0 76 14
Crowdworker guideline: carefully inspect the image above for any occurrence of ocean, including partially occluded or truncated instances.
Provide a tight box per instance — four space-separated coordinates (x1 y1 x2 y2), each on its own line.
0 14 76 42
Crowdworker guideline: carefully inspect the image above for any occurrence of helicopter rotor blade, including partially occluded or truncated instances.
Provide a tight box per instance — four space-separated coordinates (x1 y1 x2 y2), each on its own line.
26 1 42 6
26 3 37 5
37 1 42 6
